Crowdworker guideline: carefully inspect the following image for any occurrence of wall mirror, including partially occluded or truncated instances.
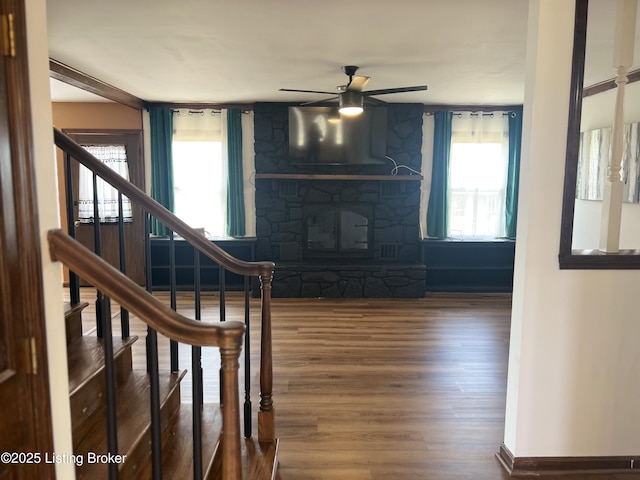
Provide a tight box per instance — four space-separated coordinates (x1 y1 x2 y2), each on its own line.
559 0 640 268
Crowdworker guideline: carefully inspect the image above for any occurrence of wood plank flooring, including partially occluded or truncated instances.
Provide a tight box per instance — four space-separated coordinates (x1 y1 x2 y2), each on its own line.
70 289 640 479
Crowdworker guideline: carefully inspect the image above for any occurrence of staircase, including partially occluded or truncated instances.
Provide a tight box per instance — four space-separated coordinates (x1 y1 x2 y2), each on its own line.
65 301 223 478
53 127 278 479
62 296 278 479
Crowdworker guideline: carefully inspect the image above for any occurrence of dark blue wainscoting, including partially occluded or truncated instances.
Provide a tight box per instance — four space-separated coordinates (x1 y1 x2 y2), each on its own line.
421 239 516 293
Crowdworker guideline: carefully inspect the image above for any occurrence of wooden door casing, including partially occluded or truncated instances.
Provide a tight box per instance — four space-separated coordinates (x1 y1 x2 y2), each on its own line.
64 130 146 285
0 0 55 478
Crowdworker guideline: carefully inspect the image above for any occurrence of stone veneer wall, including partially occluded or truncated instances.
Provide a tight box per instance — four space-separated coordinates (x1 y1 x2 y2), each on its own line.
253 102 426 298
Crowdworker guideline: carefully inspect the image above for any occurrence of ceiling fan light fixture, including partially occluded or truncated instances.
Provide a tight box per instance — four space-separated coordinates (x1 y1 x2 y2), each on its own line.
339 91 363 116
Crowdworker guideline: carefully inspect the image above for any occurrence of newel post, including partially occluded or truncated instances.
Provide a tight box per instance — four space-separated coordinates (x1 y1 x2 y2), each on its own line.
599 0 637 252
220 340 243 479
258 271 276 443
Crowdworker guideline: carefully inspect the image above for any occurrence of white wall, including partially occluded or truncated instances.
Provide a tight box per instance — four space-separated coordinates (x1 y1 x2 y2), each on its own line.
573 77 640 249
26 1 75 478
505 0 640 458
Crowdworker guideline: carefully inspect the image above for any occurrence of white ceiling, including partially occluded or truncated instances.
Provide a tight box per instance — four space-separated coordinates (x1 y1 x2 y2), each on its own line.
46 0 638 106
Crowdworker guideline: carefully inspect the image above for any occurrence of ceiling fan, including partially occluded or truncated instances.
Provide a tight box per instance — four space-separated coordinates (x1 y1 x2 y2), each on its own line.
279 65 428 116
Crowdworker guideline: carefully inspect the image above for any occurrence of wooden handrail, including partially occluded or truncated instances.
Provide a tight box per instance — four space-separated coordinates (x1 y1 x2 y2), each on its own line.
56 126 277 448
48 229 244 348
53 127 275 278
49 228 244 477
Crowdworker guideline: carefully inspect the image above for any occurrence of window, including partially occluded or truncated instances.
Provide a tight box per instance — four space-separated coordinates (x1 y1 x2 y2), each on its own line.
78 144 133 224
448 112 509 238
172 110 227 237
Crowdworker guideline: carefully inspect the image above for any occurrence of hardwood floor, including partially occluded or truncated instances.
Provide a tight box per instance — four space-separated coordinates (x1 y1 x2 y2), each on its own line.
268 294 512 480
71 289 640 479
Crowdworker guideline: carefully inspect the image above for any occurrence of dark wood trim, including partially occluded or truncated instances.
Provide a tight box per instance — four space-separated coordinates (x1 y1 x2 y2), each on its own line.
62 128 142 135
558 0 640 270
2 0 55 475
62 128 146 285
48 229 247 477
255 173 423 181
559 249 640 268
49 58 145 110
559 0 588 262
559 0 640 269
497 443 640 475
583 68 640 98
48 229 246 347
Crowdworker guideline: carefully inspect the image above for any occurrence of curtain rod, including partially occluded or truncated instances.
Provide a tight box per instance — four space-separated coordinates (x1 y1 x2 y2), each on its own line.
458 112 513 117
147 102 254 111
169 108 252 115
423 104 522 113
171 109 220 116
424 111 518 117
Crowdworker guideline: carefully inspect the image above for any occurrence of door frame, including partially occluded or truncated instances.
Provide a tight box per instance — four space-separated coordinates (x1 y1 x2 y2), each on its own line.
61 128 146 285
0 0 55 477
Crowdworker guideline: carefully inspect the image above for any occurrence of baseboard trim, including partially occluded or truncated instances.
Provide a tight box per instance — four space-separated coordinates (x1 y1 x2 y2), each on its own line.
497 443 640 476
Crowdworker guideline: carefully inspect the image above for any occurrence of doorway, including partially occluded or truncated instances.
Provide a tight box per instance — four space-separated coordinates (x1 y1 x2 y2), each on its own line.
64 130 145 285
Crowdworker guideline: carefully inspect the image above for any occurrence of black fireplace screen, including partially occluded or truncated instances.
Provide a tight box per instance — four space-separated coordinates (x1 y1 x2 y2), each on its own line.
304 205 372 258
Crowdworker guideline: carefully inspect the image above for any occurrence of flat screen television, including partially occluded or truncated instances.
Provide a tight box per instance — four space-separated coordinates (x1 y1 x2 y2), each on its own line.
288 106 388 165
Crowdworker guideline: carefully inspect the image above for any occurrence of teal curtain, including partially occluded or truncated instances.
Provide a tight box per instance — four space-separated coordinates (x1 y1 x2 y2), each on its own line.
426 110 452 238
226 108 246 236
505 107 523 238
149 106 174 236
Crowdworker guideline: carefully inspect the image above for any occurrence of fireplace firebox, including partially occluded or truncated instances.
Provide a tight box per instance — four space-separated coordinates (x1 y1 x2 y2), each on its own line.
304 204 373 259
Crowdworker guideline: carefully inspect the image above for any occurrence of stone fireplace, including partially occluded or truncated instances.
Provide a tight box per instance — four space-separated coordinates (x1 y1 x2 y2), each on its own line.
304 204 373 259
253 102 426 298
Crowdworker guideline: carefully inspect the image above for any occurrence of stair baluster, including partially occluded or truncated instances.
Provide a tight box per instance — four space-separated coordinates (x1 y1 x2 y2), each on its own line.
194 248 204 406
148 325 163 479
144 212 154 373
220 266 226 320
54 126 278 478
144 212 153 296
100 294 120 479
92 172 107 338
243 275 252 438
192 245 204 479
144 212 163 478
169 230 179 372
64 151 80 306
219 266 226 406
117 192 130 338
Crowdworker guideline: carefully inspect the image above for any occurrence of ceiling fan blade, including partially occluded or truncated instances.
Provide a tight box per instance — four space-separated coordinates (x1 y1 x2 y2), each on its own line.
300 96 339 106
346 75 371 92
279 88 338 95
364 85 428 96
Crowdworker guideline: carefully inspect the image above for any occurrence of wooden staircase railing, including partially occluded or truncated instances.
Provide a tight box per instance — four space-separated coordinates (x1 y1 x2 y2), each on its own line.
54 126 277 478
54 127 273 276
49 229 245 478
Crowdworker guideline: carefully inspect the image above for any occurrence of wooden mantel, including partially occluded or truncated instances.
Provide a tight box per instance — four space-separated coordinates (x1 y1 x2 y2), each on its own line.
254 173 423 181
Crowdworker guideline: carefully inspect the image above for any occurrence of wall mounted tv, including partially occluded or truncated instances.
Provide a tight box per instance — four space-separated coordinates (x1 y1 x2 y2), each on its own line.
288 106 388 165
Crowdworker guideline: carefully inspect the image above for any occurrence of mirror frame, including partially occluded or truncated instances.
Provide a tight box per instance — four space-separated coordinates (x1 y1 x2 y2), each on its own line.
559 0 640 269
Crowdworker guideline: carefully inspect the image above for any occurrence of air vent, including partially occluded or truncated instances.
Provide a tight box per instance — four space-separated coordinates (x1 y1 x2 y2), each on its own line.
379 243 399 261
